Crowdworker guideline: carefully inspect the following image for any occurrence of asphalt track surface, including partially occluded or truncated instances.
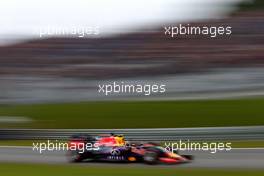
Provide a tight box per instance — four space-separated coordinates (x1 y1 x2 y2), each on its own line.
0 147 264 169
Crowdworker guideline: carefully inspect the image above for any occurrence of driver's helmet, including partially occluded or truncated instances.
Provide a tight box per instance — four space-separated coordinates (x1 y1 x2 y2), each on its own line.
114 135 126 146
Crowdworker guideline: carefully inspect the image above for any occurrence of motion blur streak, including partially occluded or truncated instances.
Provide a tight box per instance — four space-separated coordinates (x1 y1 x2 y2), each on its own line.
0 0 245 45
1 126 263 140
1 1 263 103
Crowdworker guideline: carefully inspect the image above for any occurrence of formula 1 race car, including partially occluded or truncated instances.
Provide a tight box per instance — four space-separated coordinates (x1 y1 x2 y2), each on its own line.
67 134 193 164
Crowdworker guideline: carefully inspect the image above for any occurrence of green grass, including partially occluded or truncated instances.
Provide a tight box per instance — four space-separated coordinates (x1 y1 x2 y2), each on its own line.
239 0 264 11
230 140 264 148
0 163 263 176
1 98 264 129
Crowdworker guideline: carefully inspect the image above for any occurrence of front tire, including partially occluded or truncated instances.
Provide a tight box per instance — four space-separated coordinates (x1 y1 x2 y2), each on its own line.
143 151 158 164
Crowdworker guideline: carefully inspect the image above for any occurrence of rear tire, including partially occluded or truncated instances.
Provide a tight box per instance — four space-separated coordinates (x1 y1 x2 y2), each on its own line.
67 150 83 163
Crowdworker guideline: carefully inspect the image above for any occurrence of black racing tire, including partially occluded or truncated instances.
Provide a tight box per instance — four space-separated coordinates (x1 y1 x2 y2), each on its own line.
182 155 194 161
67 150 83 163
143 151 159 165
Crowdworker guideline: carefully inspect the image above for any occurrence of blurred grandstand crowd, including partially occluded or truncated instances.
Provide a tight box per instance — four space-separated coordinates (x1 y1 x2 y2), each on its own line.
0 1 263 103
0 10 263 79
